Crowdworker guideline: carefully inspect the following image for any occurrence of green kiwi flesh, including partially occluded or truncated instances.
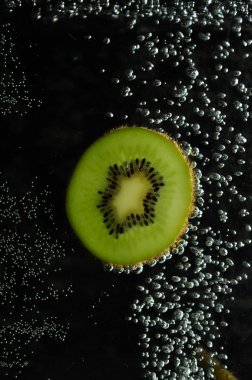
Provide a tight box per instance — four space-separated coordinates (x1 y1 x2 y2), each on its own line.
66 126 194 266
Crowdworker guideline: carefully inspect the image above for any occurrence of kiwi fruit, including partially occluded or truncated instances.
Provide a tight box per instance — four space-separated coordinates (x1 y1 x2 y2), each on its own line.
66 126 194 267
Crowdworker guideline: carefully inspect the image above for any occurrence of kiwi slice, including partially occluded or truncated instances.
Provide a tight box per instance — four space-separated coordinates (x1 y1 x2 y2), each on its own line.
66 126 194 267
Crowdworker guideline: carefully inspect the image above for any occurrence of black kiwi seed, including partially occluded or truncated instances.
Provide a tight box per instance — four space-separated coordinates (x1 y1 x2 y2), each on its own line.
109 167 117 176
130 162 134 174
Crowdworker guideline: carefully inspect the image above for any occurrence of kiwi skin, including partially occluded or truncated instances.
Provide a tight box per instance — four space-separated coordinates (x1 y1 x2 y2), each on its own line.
198 348 238 380
105 125 195 268
66 125 195 269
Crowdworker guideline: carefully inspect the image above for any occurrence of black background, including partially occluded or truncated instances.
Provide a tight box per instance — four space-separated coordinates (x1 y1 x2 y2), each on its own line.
0 6 251 380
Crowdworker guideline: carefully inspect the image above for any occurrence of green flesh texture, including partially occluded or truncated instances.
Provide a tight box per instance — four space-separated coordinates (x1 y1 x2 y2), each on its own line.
66 127 194 266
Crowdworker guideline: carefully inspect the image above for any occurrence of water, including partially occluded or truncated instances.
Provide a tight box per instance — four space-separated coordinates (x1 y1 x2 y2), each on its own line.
0 1 251 379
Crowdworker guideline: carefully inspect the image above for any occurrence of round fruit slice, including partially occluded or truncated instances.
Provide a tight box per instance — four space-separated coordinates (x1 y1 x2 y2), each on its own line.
66 126 194 266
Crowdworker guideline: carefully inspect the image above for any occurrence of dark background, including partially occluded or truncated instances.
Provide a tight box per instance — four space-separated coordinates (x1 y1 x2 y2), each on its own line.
0 6 251 380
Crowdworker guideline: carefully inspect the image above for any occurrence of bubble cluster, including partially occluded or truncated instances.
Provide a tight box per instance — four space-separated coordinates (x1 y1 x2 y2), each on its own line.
0 23 41 116
0 175 72 376
76 3 252 379
3 0 252 378
2 0 252 24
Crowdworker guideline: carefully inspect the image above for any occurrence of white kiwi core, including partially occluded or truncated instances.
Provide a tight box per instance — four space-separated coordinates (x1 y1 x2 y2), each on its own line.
112 173 151 221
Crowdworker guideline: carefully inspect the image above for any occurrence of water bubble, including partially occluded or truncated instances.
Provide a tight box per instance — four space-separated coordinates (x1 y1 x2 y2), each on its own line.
121 86 132 97
186 68 199 79
103 37 110 45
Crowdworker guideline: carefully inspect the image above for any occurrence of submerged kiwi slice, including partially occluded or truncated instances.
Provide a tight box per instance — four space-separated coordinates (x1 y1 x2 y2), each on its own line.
66 126 194 267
